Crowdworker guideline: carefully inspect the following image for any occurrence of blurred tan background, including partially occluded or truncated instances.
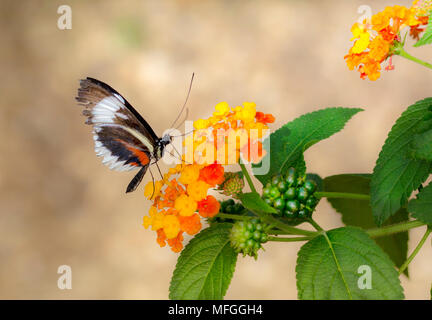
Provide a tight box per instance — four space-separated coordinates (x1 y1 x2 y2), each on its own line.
1 0 431 299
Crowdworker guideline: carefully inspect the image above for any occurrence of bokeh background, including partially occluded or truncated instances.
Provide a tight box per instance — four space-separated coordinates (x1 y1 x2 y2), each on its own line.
1 0 431 299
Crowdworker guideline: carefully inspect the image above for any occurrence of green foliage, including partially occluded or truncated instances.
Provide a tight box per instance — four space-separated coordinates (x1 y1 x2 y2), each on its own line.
253 108 363 185
408 182 432 224
238 192 277 214
323 174 409 274
169 223 237 300
410 128 432 161
371 98 432 226
296 227 404 300
414 11 432 47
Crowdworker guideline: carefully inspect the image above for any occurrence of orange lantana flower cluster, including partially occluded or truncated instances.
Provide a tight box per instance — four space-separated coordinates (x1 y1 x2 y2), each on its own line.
143 163 224 252
185 102 275 165
345 1 430 80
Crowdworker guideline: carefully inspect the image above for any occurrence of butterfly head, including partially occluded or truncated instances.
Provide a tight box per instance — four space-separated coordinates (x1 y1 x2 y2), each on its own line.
155 134 173 159
161 134 173 145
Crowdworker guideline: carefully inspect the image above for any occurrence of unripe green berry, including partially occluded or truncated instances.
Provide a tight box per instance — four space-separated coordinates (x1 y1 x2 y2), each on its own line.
277 181 288 192
262 186 271 198
246 222 255 232
225 204 234 213
273 197 285 210
285 175 297 187
297 210 308 219
306 196 318 208
253 231 261 241
283 209 296 218
297 187 309 203
283 187 296 200
286 200 300 213
271 176 282 186
304 180 317 193
269 187 280 199
264 198 273 206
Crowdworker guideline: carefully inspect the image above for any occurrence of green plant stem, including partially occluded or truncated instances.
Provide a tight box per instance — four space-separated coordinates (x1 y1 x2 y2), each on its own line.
268 235 313 242
395 46 432 70
314 191 370 201
262 215 317 237
367 220 426 238
307 217 324 232
239 162 257 193
217 213 249 221
398 227 432 276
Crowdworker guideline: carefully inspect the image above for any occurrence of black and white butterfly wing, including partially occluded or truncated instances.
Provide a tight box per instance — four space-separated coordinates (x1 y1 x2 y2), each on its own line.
76 77 159 192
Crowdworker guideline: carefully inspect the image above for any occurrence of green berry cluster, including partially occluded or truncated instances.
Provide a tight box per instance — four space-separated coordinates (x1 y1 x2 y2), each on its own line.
220 199 245 214
208 199 246 225
230 219 268 259
262 167 319 220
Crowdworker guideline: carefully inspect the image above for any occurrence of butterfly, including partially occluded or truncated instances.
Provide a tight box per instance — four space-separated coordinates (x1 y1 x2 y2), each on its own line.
76 77 179 193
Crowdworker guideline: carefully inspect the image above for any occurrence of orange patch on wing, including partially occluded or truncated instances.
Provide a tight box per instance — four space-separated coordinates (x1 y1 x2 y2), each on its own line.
115 139 150 166
126 145 150 166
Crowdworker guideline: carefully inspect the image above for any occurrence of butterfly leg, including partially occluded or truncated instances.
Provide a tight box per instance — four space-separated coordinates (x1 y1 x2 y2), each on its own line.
155 162 163 180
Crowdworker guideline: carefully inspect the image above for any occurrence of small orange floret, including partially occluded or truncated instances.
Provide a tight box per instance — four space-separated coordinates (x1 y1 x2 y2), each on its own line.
197 195 221 218
199 163 225 186
178 214 202 235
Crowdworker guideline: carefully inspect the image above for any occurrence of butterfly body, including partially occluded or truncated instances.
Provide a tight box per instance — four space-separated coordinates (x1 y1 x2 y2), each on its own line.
76 77 172 193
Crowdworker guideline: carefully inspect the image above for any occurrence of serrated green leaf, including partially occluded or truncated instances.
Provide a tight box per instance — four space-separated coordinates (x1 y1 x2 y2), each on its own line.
323 174 409 274
296 227 404 300
410 128 432 161
371 98 432 226
253 107 362 185
408 182 432 224
238 192 277 214
169 223 237 300
414 11 432 47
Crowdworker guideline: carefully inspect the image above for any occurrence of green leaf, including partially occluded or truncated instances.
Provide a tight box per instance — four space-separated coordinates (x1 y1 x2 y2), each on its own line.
238 192 277 214
371 98 432 226
323 174 409 274
414 11 432 47
410 128 432 161
296 227 404 300
408 182 432 224
253 107 363 185
169 223 237 300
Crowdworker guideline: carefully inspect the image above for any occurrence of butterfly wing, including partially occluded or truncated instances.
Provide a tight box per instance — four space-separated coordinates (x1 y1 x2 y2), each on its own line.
76 77 159 173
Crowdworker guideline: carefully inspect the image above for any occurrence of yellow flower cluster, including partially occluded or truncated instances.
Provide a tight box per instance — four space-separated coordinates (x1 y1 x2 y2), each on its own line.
345 1 430 80
184 102 275 165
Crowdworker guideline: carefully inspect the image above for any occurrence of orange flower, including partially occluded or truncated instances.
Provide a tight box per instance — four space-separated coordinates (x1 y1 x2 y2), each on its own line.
345 2 429 80
199 163 225 186
143 163 224 252
178 214 202 235
197 195 221 218
255 112 275 124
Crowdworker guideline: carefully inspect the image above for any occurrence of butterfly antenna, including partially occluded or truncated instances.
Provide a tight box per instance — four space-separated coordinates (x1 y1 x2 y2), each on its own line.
169 73 194 131
171 128 196 137
174 107 189 130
